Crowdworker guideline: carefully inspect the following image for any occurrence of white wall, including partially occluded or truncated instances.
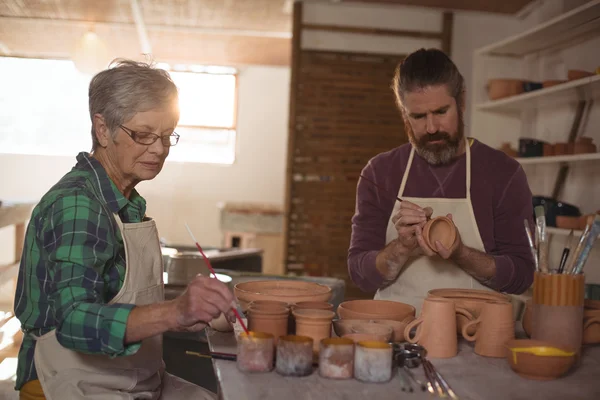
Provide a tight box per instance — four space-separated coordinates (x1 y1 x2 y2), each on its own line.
0 66 290 250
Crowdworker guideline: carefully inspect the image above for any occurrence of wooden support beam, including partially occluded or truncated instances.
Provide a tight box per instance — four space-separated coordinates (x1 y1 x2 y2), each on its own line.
442 11 454 55
283 1 303 274
302 23 443 40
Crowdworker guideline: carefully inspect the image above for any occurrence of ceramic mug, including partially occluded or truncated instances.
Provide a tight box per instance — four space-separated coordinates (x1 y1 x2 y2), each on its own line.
403 297 472 358
583 314 600 345
462 301 515 357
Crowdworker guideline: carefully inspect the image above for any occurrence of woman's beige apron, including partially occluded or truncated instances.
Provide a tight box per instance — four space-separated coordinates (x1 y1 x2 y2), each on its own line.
375 138 490 315
32 214 215 399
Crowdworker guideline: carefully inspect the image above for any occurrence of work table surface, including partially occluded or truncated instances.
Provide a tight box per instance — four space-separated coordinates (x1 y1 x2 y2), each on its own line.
207 328 600 400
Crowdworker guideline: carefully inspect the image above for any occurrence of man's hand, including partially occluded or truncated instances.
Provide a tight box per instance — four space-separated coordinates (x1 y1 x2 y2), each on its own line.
391 200 433 252
415 213 463 259
172 275 235 332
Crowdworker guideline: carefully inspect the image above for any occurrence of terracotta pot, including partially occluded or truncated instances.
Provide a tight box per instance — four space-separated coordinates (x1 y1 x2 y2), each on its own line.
293 301 334 311
574 137 597 154
568 69 594 81
234 280 332 311
404 297 472 358
522 299 532 338
247 305 289 345
556 216 581 230
499 142 518 158
553 142 569 156
462 301 515 358
337 300 415 322
583 300 600 345
487 79 525 100
542 80 567 88
543 143 555 157
293 309 335 353
427 288 511 335
422 216 457 252
504 339 575 380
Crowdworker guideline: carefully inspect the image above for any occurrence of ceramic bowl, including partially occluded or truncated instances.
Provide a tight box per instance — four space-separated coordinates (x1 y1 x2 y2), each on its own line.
422 216 457 252
351 322 393 342
505 339 576 380
568 69 594 81
234 280 332 311
487 79 525 100
542 80 567 88
337 300 416 322
332 319 359 337
343 333 388 343
370 318 415 342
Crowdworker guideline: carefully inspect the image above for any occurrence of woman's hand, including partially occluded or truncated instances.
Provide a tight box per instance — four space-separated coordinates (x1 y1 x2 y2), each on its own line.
173 275 235 332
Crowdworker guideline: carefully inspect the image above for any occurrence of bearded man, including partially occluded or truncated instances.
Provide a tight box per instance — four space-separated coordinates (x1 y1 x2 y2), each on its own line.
348 48 535 313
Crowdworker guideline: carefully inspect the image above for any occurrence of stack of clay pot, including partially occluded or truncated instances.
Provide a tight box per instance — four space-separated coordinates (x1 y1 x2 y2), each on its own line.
292 309 335 354
522 299 600 345
246 300 290 345
544 137 597 157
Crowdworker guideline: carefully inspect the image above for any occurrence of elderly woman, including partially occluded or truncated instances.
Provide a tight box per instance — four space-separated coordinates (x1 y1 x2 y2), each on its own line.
14 59 233 400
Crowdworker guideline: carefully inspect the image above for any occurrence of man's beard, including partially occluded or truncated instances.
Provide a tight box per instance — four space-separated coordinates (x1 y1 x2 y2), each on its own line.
404 112 465 166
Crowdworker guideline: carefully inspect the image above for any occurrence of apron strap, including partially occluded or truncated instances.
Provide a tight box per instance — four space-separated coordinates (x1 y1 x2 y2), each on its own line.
465 137 472 201
398 146 416 198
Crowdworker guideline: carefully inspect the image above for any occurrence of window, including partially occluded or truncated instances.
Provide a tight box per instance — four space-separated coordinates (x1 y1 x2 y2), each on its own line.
0 57 237 164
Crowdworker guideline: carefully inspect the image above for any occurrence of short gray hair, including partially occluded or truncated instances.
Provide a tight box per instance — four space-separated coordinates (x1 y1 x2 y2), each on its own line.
88 58 179 151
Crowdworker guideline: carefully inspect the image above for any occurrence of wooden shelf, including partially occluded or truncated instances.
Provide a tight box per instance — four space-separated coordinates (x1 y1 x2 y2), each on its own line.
475 74 600 113
477 0 600 57
516 152 600 165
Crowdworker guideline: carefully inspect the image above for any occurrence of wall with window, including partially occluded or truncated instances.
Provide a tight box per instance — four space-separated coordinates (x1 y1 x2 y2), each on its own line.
0 64 290 248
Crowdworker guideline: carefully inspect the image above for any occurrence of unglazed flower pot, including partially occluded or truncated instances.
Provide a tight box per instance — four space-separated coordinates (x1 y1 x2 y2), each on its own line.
293 309 335 354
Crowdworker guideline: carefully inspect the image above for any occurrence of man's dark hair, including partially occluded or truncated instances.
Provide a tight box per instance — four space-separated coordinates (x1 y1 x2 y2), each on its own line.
392 48 465 110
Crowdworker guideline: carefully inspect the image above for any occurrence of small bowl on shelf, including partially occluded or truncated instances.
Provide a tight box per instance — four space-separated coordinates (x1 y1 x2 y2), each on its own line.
568 69 595 81
505 339 576 380
487 79 525 100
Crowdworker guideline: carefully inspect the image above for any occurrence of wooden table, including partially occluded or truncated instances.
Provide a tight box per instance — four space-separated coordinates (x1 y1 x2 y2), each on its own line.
207 328 600 400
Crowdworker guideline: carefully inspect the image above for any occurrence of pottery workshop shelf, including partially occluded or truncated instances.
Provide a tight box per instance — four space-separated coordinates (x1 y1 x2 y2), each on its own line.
475 74 600 113
476 0 600 57
515 152 600 165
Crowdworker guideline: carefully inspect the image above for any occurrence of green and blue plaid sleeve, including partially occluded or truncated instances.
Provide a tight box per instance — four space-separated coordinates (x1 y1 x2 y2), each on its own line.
42 191 141 357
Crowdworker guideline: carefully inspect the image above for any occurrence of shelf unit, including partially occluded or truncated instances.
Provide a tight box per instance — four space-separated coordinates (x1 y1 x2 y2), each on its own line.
476 74 600 113
476 0 600 57
470 1 600 280
516 152 600 165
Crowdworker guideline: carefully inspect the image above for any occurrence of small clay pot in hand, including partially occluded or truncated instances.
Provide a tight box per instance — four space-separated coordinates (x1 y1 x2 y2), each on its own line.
422 216 457 253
